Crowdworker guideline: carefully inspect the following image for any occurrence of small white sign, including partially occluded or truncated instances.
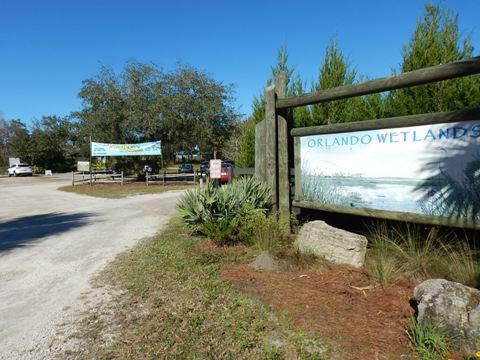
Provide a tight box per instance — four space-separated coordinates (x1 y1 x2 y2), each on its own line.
45 170 52 176
77 161 90 172
209 159 222 179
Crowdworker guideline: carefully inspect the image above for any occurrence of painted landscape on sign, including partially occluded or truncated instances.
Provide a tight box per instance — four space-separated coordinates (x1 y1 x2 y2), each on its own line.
300 121 480 222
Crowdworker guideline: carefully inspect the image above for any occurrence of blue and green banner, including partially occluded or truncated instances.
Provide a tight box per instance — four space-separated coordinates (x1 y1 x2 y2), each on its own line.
91 141 161 156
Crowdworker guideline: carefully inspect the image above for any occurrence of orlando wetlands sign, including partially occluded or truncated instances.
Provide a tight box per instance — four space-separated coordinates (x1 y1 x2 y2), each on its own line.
299 120 480 227
91 141 161 157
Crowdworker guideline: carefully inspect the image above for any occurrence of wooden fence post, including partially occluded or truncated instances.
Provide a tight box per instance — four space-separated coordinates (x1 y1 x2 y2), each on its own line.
121 171 124 185
275 72 291 216
265 85 278 210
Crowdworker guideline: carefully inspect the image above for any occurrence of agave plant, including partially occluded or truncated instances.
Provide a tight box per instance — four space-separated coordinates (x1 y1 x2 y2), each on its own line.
177 182 217 225
177 177 271 243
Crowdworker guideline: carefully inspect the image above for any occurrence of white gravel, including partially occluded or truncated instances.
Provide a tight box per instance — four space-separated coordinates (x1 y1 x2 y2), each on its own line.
0 176 182 359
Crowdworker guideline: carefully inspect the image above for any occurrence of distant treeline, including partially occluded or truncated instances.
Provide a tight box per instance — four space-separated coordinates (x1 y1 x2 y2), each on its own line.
0 63 239 172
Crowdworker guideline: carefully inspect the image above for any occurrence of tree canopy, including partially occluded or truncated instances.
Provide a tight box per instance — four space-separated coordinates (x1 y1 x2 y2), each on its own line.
0 118 31 167
385 4 480 115
74 61 239 162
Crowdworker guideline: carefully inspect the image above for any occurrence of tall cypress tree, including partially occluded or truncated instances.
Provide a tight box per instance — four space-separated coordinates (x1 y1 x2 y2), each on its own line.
311 39 357 125
291 76 314 127
386 4 480 116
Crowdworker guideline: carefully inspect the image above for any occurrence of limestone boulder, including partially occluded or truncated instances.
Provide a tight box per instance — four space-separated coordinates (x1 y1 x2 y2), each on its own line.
295 220 367 268
414 279 480 352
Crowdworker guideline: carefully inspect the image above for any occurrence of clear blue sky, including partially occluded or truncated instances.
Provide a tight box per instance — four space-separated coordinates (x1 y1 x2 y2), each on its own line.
1 0 479 126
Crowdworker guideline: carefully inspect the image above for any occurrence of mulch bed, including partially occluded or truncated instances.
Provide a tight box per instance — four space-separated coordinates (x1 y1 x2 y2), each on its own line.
222 263 417 359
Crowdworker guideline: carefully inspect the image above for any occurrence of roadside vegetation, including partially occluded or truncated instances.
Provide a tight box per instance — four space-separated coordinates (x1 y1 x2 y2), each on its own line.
178 176 271 244
176 177 479 359
365 222 480 288
67 175 479 358
59 183 194 199
69 217 331 359
365 222 479 359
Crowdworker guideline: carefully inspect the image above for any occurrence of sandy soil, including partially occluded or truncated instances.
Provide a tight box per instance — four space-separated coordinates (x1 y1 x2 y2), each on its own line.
0 175 182 359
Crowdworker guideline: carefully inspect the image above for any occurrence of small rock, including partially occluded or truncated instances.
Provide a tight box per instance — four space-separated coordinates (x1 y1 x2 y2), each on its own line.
295 220 367 268
414 279 480 352
249 251 281 272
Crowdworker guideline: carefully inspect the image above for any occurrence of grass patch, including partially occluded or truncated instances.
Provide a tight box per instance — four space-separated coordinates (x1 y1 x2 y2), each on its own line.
59 183 195 199
365 222 480 287
70 218 331 359
408 319 449 360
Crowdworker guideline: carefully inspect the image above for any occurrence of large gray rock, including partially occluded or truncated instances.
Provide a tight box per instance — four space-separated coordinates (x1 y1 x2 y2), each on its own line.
414 279 480 352
295 221 367 268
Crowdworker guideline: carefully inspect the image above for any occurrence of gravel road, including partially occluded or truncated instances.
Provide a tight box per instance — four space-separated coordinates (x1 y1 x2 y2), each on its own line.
0 176 182 359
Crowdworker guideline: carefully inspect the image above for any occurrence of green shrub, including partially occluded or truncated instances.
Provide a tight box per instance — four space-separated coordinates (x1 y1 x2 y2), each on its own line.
33 165 45 175
238 212 290 251
177 177 271 244
202 217 239 244
408 319 449 360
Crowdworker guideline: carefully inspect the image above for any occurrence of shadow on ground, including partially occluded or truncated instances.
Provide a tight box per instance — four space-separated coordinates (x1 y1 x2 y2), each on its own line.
0 212 93 252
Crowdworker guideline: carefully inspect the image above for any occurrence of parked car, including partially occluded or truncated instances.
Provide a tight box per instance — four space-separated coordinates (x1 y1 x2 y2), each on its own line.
220 164 233 183
200 161 210 173
178 163 194 173
223 159 235 167
8 163 33 177
221 161 234 169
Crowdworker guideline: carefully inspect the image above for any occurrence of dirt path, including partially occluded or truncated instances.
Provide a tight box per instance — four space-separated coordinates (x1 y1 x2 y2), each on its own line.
0 176 182 359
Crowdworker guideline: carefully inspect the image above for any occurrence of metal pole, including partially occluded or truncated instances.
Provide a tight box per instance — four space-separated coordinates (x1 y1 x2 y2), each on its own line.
89 135 93 186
